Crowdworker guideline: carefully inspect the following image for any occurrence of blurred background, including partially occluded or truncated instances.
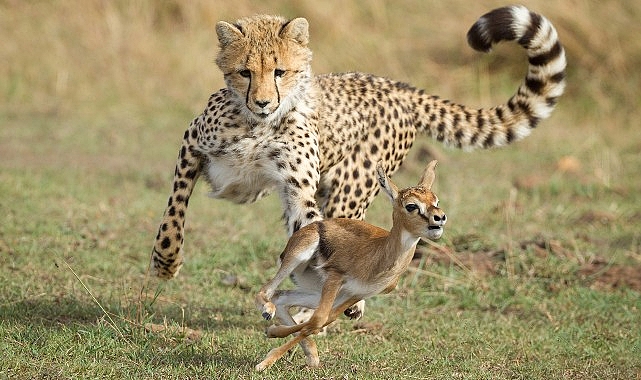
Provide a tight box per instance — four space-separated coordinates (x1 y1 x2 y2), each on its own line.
2 1 639 144
2 0 640 169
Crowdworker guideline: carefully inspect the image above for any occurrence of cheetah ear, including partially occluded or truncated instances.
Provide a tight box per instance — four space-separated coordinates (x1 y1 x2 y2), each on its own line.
418 160 438 190
376 161 399 203
216 21 244 46
280 17 309 45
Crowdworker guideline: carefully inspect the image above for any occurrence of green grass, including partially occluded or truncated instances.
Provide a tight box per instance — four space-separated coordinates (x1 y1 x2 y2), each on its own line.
2 1 641 379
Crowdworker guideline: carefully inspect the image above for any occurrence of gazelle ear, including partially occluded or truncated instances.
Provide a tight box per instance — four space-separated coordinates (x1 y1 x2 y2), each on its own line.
418 160 438 189
376 162 398 203
216 21 244 46
279 17 309 45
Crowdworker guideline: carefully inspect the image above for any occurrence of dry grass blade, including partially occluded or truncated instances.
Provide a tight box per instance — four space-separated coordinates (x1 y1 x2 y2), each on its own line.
144 322 204 343
61 258 128 342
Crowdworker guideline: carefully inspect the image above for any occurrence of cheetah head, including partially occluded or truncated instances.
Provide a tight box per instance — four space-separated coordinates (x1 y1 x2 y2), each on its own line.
215 15 313 125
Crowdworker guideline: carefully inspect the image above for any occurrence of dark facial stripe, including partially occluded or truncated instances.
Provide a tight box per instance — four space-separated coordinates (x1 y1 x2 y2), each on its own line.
274 73 280 105
245 74 251 107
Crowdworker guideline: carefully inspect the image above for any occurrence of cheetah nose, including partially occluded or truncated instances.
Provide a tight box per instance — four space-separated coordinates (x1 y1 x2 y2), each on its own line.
255 100 270 108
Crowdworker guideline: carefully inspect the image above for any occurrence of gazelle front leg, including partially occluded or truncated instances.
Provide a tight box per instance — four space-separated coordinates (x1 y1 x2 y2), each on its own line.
264 289 320 368
256 293 362 372
265 271 343 338
257 271 344 371
255 238 322 368
255 237 320 320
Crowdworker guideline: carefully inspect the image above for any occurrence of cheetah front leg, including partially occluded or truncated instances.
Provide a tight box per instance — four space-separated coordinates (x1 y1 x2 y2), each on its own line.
276 127 324 235
281 175 323 235
150 123 203 279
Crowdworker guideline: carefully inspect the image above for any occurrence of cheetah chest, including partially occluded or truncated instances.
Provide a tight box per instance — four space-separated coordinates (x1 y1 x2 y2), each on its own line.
205 158 276 204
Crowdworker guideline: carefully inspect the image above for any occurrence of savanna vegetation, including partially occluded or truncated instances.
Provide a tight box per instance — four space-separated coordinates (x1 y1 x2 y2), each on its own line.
1 1 640 379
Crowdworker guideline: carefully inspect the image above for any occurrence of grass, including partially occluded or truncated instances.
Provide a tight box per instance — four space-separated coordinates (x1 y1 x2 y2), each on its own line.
2 0 641 379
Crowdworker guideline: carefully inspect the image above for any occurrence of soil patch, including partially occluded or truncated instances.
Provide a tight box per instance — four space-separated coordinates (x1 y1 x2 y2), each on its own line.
416 236 641 292
579 258 641 292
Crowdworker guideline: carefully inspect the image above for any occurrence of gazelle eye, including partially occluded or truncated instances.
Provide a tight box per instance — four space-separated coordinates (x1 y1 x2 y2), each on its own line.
238 70 251 78
274 69 286 77
405 204 419 212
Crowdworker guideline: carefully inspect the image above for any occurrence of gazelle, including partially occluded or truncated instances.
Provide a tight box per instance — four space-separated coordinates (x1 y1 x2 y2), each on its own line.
254 160 446 371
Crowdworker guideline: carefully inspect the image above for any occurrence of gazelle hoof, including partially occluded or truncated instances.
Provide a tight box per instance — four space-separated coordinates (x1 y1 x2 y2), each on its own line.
261 302 276 320
344 302 364 320
306 355 320 368
255 361 269 372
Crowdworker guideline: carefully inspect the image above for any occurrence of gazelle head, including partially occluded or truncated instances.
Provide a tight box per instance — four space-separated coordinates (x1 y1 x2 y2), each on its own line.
376 160 446 240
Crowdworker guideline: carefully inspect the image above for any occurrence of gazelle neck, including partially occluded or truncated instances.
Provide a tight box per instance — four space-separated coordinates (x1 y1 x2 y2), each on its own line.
378 223 421 268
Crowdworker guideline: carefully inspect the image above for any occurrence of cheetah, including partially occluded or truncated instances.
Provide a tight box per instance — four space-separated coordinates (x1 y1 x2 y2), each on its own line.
150 6 565 290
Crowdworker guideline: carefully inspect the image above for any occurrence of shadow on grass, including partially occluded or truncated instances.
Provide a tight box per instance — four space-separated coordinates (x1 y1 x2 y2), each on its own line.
0 296 103 326
0 298 260 373
0 294 257 333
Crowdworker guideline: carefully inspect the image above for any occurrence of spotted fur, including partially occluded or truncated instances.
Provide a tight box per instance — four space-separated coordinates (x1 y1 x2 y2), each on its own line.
150 6 566 279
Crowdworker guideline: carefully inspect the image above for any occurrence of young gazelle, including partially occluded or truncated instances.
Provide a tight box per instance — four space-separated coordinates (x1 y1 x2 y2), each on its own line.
255 160 446 371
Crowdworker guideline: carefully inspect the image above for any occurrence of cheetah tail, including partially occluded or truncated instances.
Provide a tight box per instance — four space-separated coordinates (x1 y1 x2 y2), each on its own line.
420 6 566 150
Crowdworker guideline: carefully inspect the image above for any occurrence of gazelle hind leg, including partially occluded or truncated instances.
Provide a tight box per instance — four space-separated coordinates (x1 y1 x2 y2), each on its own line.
257 296 363 371
257 272 344 370
271 290 320 367
255 333 306 372
266 289 321 338
271 271 344 338
344 299 366 320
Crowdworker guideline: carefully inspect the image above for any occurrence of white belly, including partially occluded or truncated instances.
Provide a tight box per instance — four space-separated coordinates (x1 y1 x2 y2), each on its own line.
340 277 386 300
205 158 275 204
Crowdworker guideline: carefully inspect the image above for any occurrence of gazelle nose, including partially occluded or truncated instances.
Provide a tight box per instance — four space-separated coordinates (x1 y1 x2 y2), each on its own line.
255 100 270 108
433 214 447 224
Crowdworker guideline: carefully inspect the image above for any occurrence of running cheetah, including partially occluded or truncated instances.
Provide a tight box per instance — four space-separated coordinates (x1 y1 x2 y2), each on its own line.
150 6 566 284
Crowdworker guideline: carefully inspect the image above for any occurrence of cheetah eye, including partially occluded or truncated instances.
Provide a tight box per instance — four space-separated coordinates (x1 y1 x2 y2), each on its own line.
405 204 419 213
238 69 251 78
274 69 286 78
